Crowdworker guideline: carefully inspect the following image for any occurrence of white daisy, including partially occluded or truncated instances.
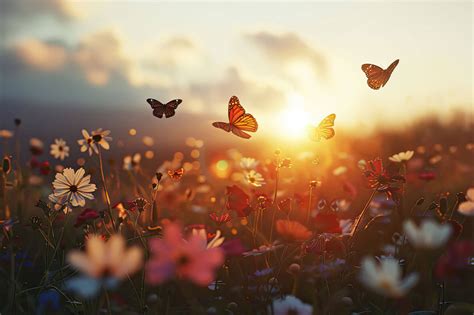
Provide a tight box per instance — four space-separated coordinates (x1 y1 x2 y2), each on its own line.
389 150 414 163
403 219 452 249
270 295 313 315
359 256 418 298
240 157 258 170
50 138 70 161
192 228 225 249
244 170 266 187
91 128 112 151
77 129 97 156
458 187 474 216
52 167 97 207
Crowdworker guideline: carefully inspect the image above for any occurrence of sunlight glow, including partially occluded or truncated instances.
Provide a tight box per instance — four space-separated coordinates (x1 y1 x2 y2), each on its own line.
279 94 311 139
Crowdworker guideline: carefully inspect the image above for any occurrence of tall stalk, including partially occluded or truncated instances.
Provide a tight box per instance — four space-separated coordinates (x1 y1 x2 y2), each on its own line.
98 147 117 232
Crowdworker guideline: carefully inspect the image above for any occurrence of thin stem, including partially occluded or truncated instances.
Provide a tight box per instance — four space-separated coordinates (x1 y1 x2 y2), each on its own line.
306 186 314 224
269 168 280 242
98 147 117 232
351 189 377 238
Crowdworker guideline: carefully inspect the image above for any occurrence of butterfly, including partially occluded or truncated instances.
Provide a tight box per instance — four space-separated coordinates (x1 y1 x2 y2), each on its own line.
167 168 184 180
212 96 258 139
146 98 182 118
361 59 399 90
307 114 336 142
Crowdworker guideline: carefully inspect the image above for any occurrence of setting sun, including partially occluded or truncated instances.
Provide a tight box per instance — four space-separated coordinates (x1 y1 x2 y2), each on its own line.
279 93 311 139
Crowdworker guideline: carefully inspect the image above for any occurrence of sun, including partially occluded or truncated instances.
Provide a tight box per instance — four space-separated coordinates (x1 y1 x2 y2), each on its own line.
279 94 311 139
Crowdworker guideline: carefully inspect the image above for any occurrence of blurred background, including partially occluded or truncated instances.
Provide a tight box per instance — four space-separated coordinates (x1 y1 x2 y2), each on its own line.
0 0 472 158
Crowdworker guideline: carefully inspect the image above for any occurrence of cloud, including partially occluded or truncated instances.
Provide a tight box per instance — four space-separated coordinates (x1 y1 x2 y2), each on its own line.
245 31 328 81
14 39 68 72
0 0 80 35
73 30 132 86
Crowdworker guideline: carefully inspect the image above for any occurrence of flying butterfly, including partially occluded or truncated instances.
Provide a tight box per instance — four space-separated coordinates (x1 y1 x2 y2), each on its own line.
167 168 184 180
147 98 182 118
361 59 399 90
212 96 258 139
307 114 336 142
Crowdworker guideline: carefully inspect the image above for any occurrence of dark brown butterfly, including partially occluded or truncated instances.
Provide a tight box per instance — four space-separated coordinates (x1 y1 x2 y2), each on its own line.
147 98 182 118
167 168 184 180
361 59 399 90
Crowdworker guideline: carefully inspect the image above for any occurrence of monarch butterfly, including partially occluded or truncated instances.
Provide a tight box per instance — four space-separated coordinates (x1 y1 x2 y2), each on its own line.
147 98 182 118
167 168 184 180
307 114 336 142
361 59 399 90
212 96 258 139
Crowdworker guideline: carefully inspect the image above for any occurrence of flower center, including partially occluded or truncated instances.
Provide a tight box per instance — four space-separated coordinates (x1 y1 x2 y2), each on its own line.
59 146 63 151
92 135 103 143
176 254 190 267
69 185 78 192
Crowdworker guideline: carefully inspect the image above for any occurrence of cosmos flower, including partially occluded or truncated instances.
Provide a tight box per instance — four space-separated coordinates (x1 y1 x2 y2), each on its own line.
191 228 225 249
458 188 474 216
66 234 143 298
389 150 414 163
209 212 232 225
77 130 96 156
240 157 258 170
50 138 70 161
269 295 313 315
403 219 452 249
226 185 253 217
91 128 112 151
52 168 96 207
0 129 13 139
359 257 418 298
275 220 312 241
146 223 224 286
243 170 266 187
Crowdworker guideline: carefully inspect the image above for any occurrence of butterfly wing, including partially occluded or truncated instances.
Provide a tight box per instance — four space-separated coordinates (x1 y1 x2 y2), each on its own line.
230 126 251 139
361 64 387 90
308 114 336 141
147 98 165 118
212 122 232 132
228 96 258 138
164 99 182 118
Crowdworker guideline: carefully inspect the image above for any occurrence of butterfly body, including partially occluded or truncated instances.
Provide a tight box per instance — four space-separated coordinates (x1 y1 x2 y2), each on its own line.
147 98 182 118
307 113 336 142
212 96 258 139
361 59 399 90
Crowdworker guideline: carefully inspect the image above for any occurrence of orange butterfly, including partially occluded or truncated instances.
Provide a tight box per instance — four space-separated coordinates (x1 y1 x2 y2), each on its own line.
212 96 258 139
307 114 336 142
361 59 399 90
167 168 184 180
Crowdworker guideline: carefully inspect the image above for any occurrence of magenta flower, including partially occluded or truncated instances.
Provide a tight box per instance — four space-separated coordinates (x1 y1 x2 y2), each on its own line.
146 223 224 286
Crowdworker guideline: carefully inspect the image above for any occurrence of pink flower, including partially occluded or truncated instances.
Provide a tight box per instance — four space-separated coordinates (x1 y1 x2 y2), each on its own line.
146 223 224 286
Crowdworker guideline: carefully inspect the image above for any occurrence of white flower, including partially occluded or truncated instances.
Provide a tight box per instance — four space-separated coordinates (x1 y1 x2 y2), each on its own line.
192 228 225 249
389 150 414 163
332 166 347 176
52 167 97 207
359 257 418 298
50 138 70 161
78 129 112 155
270 295 313 315
403 219 452 249
66 234 143 298
458 188 474 216
48 193 72 213
244 170 265 187
77 129 97 156
240 157 258 170
91 128 112 151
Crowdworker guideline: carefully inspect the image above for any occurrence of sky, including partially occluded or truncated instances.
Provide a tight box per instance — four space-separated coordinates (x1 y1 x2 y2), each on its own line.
0 0 472 142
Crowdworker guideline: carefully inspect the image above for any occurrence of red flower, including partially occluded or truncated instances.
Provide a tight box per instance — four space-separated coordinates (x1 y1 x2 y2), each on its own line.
435 241 474 281
364 158 405 201
74 208 99 227
418 170 436 181
39 161 51 175
313 212 342 233
209 212 232 225
29 157 40 169
226 185 253 217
